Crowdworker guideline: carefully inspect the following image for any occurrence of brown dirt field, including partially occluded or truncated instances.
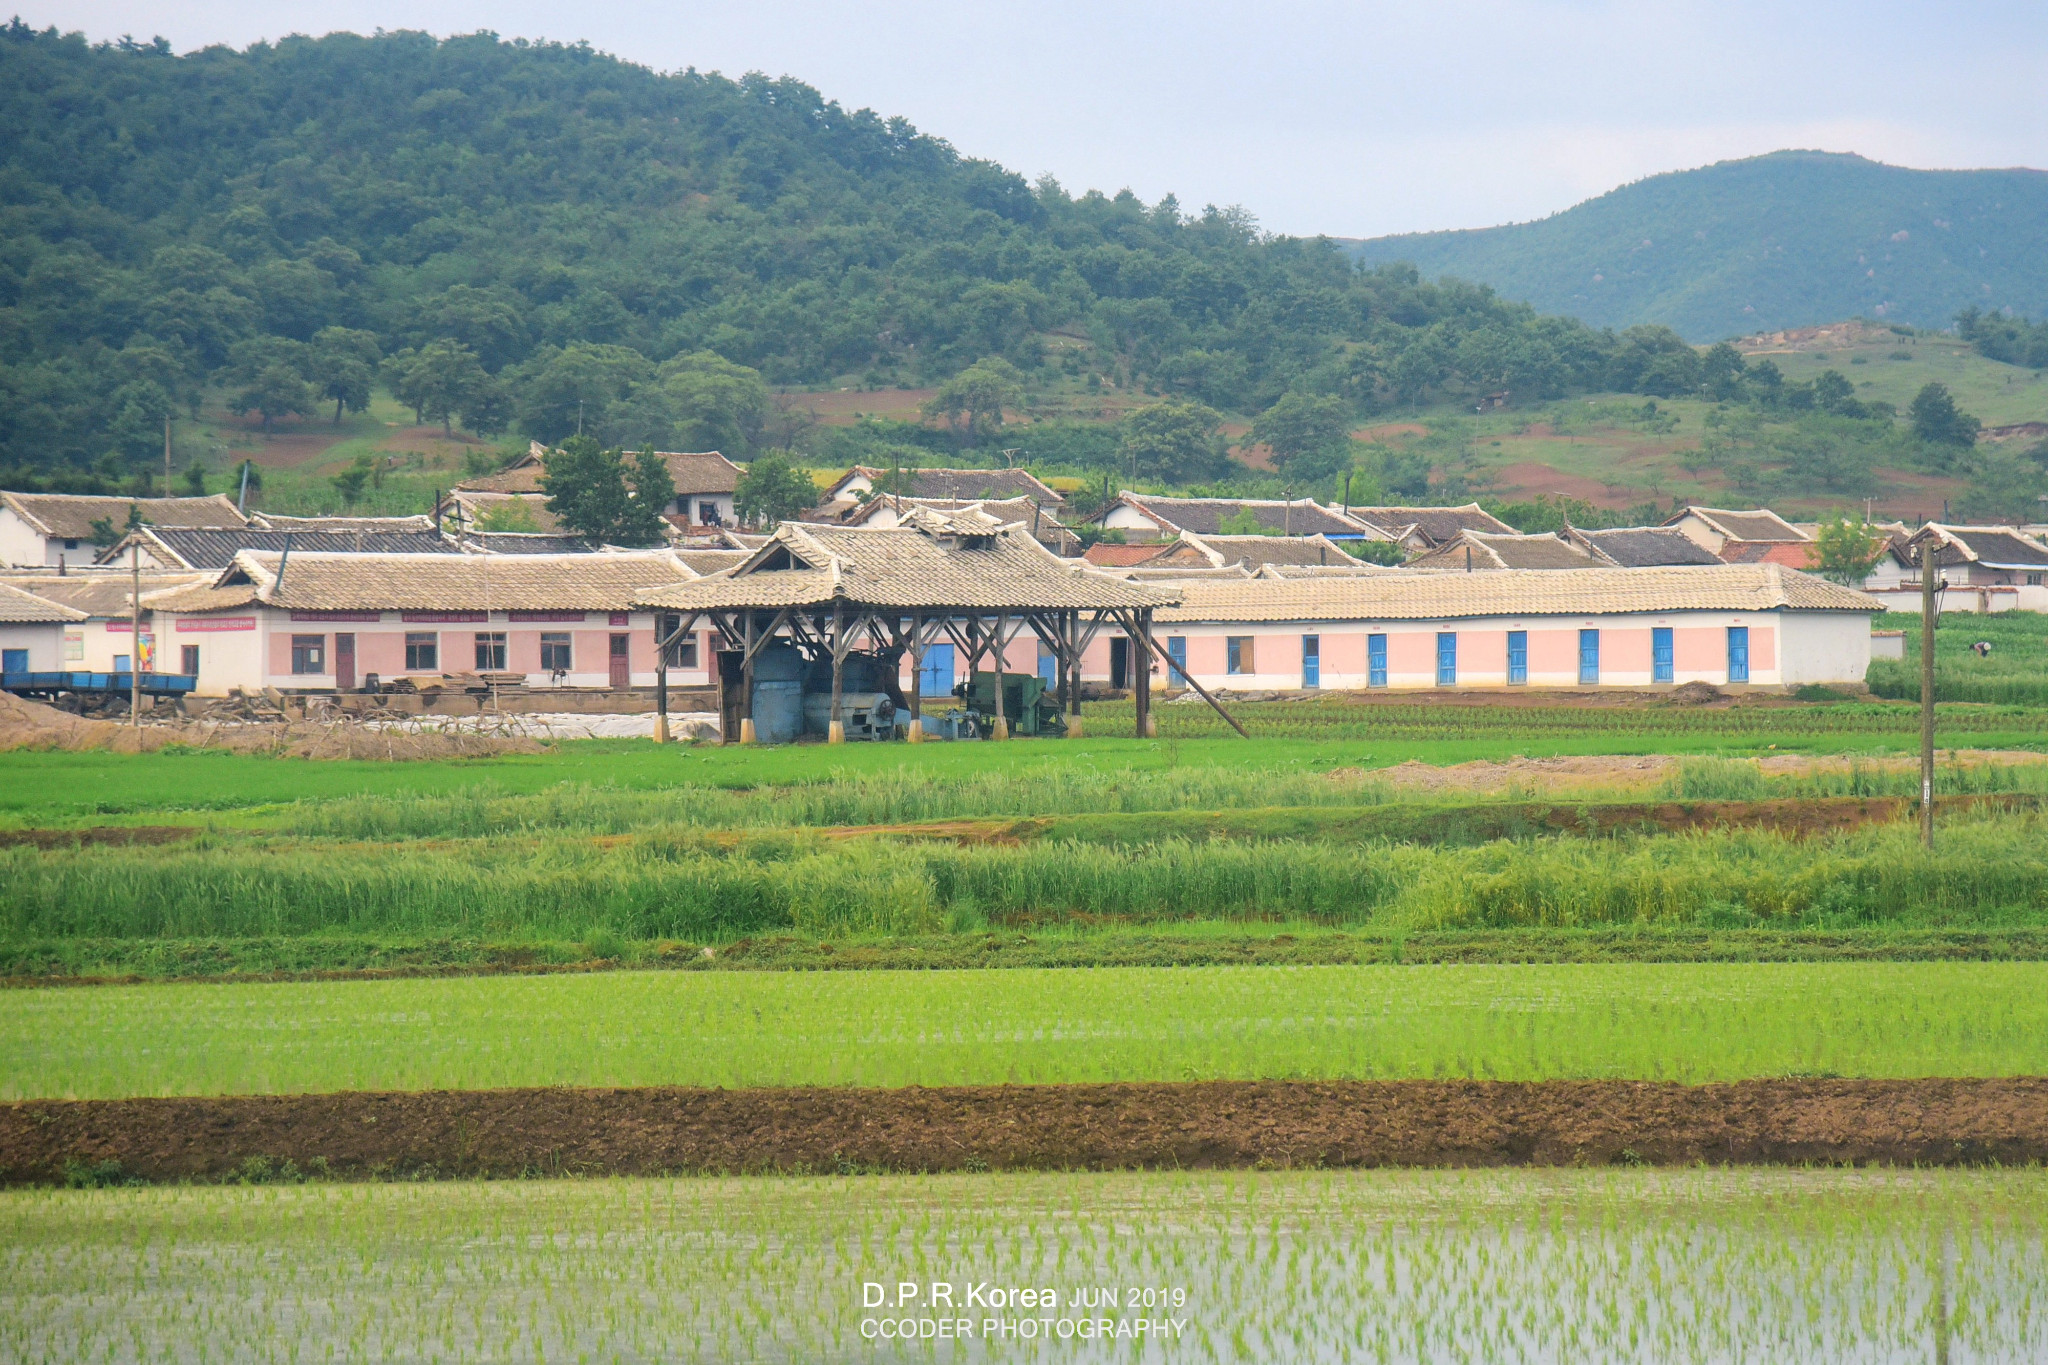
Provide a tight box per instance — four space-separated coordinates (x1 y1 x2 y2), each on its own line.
0 826 196 849
5 1079 2044 1183
1486 460 1623 505
0 691 542 760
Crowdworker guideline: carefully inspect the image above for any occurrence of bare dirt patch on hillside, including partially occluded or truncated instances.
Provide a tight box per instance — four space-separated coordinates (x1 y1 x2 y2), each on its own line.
6 1078 2044 1182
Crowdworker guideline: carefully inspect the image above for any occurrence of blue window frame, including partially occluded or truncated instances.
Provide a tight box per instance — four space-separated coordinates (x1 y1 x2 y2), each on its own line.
1578 629 1600 685
1301 635 1320 689
1166 635 1188 684
1727 626 1750 683
1367 634 1388 688
918 642 955 697
1436 632 1457 686
1 648 26 673
1226 636 1253 675
1653 627 1674 684
1506 631 1528 685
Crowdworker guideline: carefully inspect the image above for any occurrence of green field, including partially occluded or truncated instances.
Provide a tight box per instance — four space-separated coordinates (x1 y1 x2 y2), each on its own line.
1869 610 2048 705
3 1168 2039 1362
7 961 2046 1099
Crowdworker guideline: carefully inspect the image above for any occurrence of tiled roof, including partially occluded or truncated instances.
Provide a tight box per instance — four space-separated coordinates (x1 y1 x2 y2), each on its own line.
838 495 1081 550
1155 563 1880 623
249 514 437 533
1409 531 1601 571
458 532 599 554
1573 527 1723 567
674 548 752 576
1344 504 1515 544
456 450 743 496
145 551 694 614
1083 542 1178 567
0 571 207 618
444 491 569 533
1918 525 2048 569
1117 495 1375 538
637 512 1176 613
1182 532 1365 568
830 466 1063 505
1667 507 1809 543
0 581 89 623
107 526 457 570
1 492 246 539
1721 542 1816 568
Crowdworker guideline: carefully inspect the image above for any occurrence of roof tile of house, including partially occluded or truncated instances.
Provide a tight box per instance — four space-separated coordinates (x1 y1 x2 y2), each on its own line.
2 492 247 540
1573 527 1724 567
1409 531 1602 571
0 581 90 623
1343 504 1516 543
1117 495 1373 538
145 551 693 614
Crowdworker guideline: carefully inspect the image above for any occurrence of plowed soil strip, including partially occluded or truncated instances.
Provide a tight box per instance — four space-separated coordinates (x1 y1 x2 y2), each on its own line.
6 1079 2045 1183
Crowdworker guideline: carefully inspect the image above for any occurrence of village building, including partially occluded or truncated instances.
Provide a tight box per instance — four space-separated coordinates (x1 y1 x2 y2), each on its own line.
1340 504 1517 552
1861 524 2048 612
248 513 438 533
1564 526 1724 568
143 550 701 697
100 524 457 571
1097 493 1387 544
833 495 1082 555
0 492 246 568
443 444 745 532
1144 564 1877 693
0 570 207 673
1406 530 1603 572
1661 506 1811 562
816 466 1063 519
0 581 89 674
1085 532 1375 573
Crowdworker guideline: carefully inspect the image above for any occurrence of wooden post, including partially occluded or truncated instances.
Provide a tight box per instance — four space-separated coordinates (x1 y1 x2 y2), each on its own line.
1133 608 1153 738
990 612 1008 739
740 611 758 745
1921 538 1937 849
129 541 142 728
828 598 846 744
906 613 924 744
1133 621 1248 738
1065 609 1084 738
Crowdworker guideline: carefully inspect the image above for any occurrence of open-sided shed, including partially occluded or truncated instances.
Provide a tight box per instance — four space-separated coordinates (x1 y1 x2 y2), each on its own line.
634 507 1201 742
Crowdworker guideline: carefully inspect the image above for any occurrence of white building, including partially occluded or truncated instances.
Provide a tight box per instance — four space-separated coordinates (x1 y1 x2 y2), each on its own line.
0 493 245 568
1862 524 2048 613
0 582 88 674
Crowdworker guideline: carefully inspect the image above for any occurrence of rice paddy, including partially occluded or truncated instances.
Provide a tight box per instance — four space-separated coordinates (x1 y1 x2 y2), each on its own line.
8 961 2048 1100
2 1167 2042 1362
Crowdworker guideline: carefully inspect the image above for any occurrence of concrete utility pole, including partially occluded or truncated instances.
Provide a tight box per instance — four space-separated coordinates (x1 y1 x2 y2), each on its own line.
1920 538 1938 849
164 415 174 498
130 541 142 728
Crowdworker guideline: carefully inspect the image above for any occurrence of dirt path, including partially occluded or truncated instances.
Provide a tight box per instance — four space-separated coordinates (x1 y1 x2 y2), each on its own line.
6 1079 2045 1183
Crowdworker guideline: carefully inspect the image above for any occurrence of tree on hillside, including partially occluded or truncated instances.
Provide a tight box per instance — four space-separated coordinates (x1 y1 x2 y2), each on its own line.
223 337 314 433
734 452 820 527
513 344 653 444
1812 515 1888 586
1116 399 1227 483
1250 393 1351 477
308 327 382 424
1910 382 1980 450
383 340 495 437
923 358 1025 447
654 351 769 454
540 437 672 545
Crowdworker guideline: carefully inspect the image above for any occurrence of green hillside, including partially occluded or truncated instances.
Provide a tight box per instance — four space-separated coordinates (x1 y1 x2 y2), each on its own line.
1343 151 2048 341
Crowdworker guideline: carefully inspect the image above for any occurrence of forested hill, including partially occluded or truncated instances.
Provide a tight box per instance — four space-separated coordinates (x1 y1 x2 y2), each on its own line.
5 23 1655 481
1344 151 2048 341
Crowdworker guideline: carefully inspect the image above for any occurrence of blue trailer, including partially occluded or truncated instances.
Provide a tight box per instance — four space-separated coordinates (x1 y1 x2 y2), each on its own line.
1 670 199 699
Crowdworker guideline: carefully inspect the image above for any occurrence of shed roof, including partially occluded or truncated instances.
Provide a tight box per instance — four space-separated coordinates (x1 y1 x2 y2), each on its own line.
1 492 246 540
636 509 1175 613
105 525 457 570
827 466 1063 506
0 571 207 618
1665 507 1809 543
1913 524 2048 569
456 448 743 497
1571 526 1723 567
0 581 89 623
1181 532 1365 568
1343 504 1515 544
1155 563 1879 623
1408 530 1602 571
1114 494 1377 538
145 551 694 614
249 513 438 533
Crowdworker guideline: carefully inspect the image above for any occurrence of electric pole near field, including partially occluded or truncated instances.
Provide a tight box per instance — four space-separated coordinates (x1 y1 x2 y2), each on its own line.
164 416 174 498
1920 538 1938 849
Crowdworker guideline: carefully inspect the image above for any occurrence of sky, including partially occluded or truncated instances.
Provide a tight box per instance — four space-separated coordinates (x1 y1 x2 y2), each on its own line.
22 1 2048 238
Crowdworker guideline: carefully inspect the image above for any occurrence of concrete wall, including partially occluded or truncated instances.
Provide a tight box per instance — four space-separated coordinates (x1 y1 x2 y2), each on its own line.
1777 611 1877 686
0 622 65 671
0 511 81 568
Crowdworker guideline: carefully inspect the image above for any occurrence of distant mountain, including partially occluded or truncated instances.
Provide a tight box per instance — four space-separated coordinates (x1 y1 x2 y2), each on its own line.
1341 151 2048 340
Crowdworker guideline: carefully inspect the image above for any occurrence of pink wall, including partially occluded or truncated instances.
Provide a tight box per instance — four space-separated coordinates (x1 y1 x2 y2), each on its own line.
1528 628 1576 676
1750 626 1776 671
1325 631 1369 676
1187 634 1227 678
1388 631 1433 677
268 629 301 676
1463 629 1507 678
356 631 405 676
1605 627 1652 674
1673 627 1723 672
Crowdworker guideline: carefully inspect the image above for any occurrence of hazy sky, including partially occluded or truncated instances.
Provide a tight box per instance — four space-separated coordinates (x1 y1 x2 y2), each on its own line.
23 2 2048 237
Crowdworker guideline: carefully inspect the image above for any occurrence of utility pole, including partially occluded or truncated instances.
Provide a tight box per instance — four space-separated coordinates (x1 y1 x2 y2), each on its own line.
164 415 174 498
129 541 142 728
1920 537 1938 849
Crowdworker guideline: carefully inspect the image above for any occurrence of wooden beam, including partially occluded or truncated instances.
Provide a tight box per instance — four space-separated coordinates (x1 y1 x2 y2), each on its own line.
1130 614 1248 738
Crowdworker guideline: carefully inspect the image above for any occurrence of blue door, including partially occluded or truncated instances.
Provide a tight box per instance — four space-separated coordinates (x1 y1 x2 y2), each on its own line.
1578 629 1600 685
1301 635 1320 689
1 648 25 674
919 642 955 697
1727 626 1749 683
1506 631 1527 685
1166 635 1188 684
1037 649 1058 687
1368 634 1388 688
1436 632 1457 686
1653 627 1674 684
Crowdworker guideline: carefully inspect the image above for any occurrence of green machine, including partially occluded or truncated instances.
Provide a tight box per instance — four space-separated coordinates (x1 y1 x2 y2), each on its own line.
953 670 1066 737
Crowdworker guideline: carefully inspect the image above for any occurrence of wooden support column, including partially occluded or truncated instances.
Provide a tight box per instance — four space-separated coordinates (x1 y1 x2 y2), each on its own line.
990 612 1009 739
906 613 924 743
1132 608 1154 738
828 598 846 744
652 611 700 745
739 611 758 744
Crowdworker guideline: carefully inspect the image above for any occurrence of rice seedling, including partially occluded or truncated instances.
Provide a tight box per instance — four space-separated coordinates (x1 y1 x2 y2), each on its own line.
0 1167 2040 1362
7 961 2047 1099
